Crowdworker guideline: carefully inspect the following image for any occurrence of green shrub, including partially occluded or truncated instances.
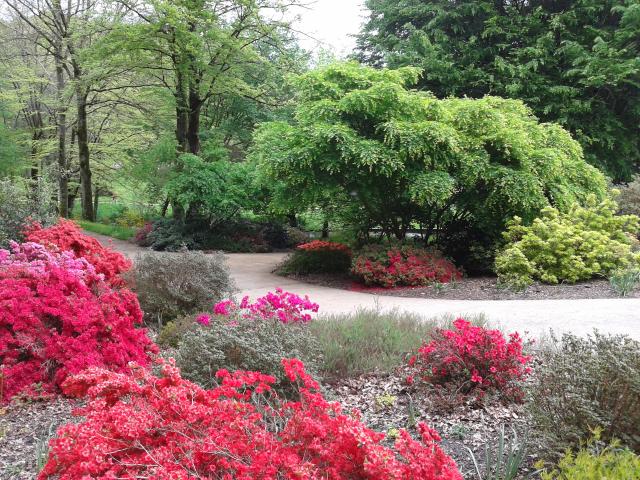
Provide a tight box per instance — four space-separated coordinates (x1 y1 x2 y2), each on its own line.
0 178 56 247
529 332 640 455
276 241 352 275
176 316 322 396
131 251 235 327
609 267 640 297
617 176 640 217
157 315 194 348
541 436 640 480
311 308 441 379
496 197 640 289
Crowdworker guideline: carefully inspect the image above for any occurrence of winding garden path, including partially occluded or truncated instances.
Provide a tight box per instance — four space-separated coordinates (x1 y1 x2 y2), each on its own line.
91 233 640 340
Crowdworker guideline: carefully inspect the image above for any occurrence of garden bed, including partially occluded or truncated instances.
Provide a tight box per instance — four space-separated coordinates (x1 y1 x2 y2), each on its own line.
282 273 640 299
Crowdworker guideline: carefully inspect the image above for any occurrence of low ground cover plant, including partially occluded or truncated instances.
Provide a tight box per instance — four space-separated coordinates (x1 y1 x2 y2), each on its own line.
408 319 532 404
0 241 155 403
352 244 462 288
609 266 640 296
24 219 132 285
311 307 436 379
496 197 640 290
38 359 463 479
131 251 234 327
529 332 640 454
277 240 352 275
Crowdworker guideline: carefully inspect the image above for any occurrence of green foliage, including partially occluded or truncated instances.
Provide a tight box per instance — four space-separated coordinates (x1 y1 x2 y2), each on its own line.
166 154 254 224
467 425 528 480
276 249 352 275
617 176 640 217
131 251 235 327
496 197 640 289
609 267 640 297
251 62 608 270
357 0 640 181
529 332 640 455
176 317 322 396
0 177 56 247
541 436 640 479
310 308 439 379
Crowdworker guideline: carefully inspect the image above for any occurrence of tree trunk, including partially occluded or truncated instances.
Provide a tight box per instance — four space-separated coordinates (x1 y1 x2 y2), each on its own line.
76 87 94 221
93 185 99 219
321 220 329 239
55 47 68 217
187 88 201 154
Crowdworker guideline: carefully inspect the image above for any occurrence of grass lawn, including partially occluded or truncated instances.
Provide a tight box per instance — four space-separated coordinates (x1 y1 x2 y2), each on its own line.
78 220 136 241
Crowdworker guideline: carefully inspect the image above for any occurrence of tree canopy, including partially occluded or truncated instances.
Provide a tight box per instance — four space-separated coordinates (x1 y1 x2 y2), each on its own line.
251 62 608 270
356 0 640 181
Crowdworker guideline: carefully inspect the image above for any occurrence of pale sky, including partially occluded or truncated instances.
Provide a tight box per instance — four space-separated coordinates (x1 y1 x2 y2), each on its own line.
291 0 368 57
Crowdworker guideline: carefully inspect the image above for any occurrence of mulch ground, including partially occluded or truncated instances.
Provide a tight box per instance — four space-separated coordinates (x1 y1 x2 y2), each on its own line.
284 272 639 300
326 367 540 479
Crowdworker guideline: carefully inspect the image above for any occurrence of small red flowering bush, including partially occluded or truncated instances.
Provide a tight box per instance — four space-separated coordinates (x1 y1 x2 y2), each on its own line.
408 319 532 403
352 244 462 288
212 288 319 324
0 241 156 403
277 240 352 275
24 218 132 285
297 240 351 254
38 358 462 479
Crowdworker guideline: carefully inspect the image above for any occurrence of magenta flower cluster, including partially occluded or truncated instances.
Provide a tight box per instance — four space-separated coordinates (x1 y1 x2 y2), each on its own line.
206 288 320 325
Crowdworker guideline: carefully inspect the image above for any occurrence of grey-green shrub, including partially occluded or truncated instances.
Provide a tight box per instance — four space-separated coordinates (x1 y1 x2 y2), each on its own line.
311 308 446 379
0 178 56 247
529 332 640 455
617 176 640 217
176 317 322 395
131 251 235 327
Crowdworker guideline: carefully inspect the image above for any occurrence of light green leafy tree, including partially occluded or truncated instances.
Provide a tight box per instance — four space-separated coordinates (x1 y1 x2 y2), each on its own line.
251 62 608 271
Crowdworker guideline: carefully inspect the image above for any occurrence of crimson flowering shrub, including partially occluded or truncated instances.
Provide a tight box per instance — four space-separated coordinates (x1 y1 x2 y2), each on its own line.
211 288 319 324
24 218 132 285
277 240 352 275
297 240 351 254
39 358 462 479
408 319 532 403
0 241 156 403
352 245 462 288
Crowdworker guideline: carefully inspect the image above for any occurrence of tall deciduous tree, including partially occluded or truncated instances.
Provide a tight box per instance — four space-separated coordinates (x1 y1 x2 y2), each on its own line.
356 0 640 181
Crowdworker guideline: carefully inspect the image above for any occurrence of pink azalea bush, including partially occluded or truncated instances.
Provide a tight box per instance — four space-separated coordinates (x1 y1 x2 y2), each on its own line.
408 319 532 403
38 358 462 479
0 241 156 403
212 288 319 324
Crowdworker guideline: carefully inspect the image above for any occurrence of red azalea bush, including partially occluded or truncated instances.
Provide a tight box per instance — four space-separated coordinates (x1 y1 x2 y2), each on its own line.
408 319 531 403
38 358 462 480
297 240 351 254
211 288 320 324
24 218 132 285
278 240 352 275
352 245 462 288
0 241 156 403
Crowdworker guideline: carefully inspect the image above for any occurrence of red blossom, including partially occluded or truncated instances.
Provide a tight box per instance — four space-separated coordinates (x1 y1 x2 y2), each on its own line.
38 359 462 480
352 245 462 288
297 240 351 255
0 241 155 403
24 219 131 286
409 319 531 402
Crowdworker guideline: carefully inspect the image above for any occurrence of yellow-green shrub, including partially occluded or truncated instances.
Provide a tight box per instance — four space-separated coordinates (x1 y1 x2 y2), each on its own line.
496 196 640 289
541 438 640 480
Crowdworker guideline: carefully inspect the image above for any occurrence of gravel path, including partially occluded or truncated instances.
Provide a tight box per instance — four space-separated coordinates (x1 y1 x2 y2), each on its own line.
89 233 640 340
